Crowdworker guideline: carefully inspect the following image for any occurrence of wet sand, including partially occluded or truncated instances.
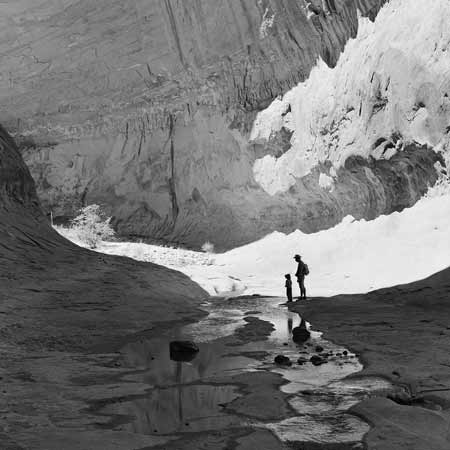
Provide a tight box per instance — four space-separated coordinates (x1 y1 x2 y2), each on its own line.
290 267 450 450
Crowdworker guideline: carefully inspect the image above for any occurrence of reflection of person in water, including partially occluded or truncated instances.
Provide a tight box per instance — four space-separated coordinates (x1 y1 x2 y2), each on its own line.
287 317 293 335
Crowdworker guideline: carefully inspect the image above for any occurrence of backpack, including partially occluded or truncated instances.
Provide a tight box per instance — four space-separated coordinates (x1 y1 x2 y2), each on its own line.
304 264 310 276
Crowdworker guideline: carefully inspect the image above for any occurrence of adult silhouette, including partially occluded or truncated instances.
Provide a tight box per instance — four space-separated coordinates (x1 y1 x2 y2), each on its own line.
294 254 308 299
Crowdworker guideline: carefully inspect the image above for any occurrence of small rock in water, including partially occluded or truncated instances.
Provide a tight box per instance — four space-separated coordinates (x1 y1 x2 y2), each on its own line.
310 355 327 366
297 357 308 365
315 345 324 353
274 355 292 366
343 350 348 356
283 342 288 346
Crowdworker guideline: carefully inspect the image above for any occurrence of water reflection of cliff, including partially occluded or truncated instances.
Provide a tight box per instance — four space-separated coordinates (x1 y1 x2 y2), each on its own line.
112 341 242 434
121 384 240 434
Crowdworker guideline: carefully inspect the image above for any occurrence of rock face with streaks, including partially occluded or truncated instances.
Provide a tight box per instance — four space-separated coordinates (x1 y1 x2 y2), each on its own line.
4 0 438 251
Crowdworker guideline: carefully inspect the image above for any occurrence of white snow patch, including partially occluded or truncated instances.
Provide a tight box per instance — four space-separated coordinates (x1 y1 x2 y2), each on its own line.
251 0 450 195
259 7 275 39
319 173 334 191
250 98 290 141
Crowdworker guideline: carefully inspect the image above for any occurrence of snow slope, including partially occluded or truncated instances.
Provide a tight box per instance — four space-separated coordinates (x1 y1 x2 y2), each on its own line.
204 193 450 297
251 0 450 195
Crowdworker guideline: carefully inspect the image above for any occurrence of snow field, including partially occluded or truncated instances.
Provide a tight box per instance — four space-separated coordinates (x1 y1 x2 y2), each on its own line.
55 192 450 298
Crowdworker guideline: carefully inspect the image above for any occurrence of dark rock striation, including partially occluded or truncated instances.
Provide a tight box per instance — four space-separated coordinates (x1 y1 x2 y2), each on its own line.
3 0 438 251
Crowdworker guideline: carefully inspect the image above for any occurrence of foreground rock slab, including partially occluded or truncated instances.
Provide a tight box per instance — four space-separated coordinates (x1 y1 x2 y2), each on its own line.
291 268 450 450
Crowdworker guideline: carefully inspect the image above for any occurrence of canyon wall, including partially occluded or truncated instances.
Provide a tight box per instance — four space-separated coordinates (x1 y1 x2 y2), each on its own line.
2 0 442 251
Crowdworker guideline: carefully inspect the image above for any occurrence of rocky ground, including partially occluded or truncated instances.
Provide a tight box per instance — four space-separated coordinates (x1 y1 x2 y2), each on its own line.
0 298 290 450
291 267 450 450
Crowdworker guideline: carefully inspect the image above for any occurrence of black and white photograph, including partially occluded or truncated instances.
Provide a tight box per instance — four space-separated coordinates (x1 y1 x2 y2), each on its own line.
1 1 449 449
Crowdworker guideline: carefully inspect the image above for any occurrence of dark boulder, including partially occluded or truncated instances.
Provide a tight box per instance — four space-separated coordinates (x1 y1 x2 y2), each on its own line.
274 355 292 366
292 326 311 343
292 318 311 343
315 345 324 353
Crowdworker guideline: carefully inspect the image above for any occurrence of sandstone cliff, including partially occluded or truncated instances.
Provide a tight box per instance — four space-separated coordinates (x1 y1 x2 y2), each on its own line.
3 0 433 251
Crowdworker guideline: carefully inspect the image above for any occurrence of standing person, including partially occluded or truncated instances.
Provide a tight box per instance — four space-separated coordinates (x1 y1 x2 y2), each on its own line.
285 274 293 302
294 254 308 300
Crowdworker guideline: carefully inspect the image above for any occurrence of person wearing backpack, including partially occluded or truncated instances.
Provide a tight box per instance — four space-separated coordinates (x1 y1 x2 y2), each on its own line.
294 254 309 300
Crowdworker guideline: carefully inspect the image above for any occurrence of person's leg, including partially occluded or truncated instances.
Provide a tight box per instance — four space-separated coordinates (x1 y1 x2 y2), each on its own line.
287 288 292 302
300 277 306 299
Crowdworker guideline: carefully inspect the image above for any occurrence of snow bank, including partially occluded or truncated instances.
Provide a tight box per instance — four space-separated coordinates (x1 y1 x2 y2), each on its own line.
251 0 450 195
57 191 450 298
205 193 450 297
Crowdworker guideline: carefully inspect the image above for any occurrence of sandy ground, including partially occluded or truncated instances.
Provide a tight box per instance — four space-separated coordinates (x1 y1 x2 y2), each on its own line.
290 267 450 450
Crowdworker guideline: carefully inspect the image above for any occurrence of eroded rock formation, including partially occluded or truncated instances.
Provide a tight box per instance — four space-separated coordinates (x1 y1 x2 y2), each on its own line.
0 124 207 351
5 0 440 251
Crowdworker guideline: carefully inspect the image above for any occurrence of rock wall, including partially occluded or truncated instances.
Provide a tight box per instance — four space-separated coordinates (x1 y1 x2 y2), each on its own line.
3 0 430 251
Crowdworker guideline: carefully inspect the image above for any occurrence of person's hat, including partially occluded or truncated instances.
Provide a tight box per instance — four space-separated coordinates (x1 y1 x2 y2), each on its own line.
294 254 301 259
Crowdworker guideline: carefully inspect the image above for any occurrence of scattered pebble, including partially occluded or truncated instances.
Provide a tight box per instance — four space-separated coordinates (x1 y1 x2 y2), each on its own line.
274 355 292 366
310 355 327 366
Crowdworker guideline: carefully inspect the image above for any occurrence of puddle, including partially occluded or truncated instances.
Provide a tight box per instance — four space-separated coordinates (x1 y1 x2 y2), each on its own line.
100 384 243 435
120 338 259 386
98 296 393 446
